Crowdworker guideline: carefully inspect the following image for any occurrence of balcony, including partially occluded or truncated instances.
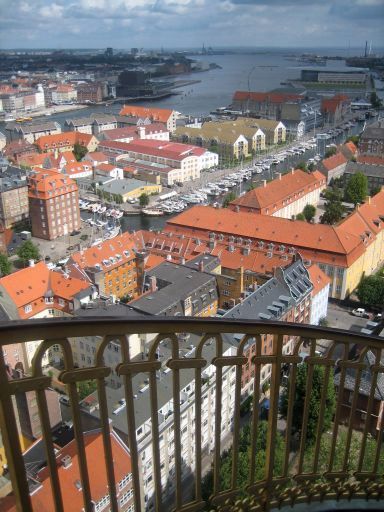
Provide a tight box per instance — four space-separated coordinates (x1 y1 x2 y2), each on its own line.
0 317 383 512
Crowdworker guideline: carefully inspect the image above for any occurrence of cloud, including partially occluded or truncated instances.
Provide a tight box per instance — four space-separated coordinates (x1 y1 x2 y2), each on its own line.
0 0 383 49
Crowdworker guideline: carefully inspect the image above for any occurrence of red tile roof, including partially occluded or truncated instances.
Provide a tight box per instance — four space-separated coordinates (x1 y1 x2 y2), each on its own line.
320 152 347 171
99 139 206 160
229 169 326 212
119 105 174 123
357 154 384 165
28 168 78 200
35 132 95 152
321 94 350 113
17 153 53 169
1 429 132 512
233 91 301 103
84 151 108 163
165 205 369 267
70 232 136 272
0 261 91 319
102 123 168 142
307 264 331 296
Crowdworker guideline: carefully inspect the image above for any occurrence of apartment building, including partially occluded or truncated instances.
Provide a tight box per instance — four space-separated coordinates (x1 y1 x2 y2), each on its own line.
321 94 351 124
119 105 178 133
0 165 29 228
243 118 286 145
223 256 313 395
229 169 326 218
231 91 303 118
64 115 118 135
128 258 219 317
76 83 103 104
174 119 265 159
35 132 99 154
164 193 384 300
2 428 134 512
318 152 348 183
0 260 96 371
28 168 81 240
307 264 331 325
344 161 384 193
99 124 169 143
51 84 77 104
98 139 218 184
359 122 384 155
68 233 140 300
5 121 62 144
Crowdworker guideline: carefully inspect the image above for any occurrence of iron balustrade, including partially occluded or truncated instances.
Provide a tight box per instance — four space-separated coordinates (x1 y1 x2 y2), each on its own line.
0 317 383 512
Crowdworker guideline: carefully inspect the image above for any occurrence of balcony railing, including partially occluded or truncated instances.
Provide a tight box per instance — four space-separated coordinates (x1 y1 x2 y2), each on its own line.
0 317 383 512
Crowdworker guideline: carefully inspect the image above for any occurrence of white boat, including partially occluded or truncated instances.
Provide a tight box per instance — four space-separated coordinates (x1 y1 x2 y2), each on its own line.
91 238 104 246
99 206 107 214
142 208 164 216
113 210 124 219
104 226 120 239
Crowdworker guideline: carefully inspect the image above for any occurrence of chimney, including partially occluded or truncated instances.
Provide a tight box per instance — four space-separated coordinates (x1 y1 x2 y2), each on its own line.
180 257 186 265
138 126 145 139
61 455 72 468
149 275 157 292
29 259 35 267
199 260 204 272
366 196 371 204
235 205 240 212
291 168 295 174
263 180 267 187
278 173 282 180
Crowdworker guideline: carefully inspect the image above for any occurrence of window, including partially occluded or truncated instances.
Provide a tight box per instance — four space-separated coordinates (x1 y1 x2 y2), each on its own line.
24 304 32 313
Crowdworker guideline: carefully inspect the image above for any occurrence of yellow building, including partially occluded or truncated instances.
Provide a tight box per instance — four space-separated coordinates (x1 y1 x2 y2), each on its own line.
99 178 162 202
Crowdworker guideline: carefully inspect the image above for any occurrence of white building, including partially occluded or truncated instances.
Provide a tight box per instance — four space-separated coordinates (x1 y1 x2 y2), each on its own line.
308 264 331 325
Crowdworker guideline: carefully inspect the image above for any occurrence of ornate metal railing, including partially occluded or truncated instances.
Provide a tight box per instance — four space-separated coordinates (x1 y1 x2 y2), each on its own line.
0 317 383 512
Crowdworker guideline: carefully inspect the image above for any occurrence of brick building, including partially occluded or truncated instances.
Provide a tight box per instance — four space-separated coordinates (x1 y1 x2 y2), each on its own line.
68 233 140 300
28 169 81 240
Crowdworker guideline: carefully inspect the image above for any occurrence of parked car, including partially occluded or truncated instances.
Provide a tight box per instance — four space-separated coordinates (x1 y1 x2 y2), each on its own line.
351 308 369 318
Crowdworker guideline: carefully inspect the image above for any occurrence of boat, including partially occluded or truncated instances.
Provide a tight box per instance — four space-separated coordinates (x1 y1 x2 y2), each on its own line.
104 226 120 239
142 208 164 217
91 238 104 246
113 210 124 219
4 113 16 122
16 117 33 123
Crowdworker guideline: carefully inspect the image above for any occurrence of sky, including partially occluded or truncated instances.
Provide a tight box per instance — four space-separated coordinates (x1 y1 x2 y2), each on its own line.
0 0 383 50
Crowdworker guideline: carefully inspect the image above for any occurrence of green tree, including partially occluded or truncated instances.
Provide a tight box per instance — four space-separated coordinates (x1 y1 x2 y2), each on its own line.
296 161 307 171
280 364 336 445
16 240 40 265
324 146 337 158
370 91 382 109
346 135 360 146
371 185 382 197
139 193 149 207
345 172 368 206
247 183 256 192
201 421 284 502
303 204 316 222
356 275 384 307
119 294 132 304
321 188 345 225
296 213 306 221
77 380 97 400
0 253 12 276
223 191 237 208
73 143 88 161
307 162 316 172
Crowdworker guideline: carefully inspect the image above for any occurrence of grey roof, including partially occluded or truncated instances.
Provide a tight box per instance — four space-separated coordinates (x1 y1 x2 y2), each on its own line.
334 350 384 400
65 117 92 127
65 115 117 127
223 257 312 322
0 165 27 191
360 126 384 141
184 253 220 273
16 122 60 135
88 331 236 434
344 161 384 179
129 261 218 316
75 302 147 317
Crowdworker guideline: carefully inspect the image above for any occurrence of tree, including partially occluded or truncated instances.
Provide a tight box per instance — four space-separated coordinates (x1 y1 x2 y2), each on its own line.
356 275 384 307
119 294 132 304
303 204 316 222
345 172 368 206
324 146 337 158
295 213 306 221
296 161 307 171
77 380 97 400
307 162 316 172
201 421 284 502
223 191 237 208
320 200 345 225
370 91 382 109
139 193 149 207
73 143 88 161
280 364 336 445
346 135 360 146
371 185 382 197
16 240 40 265
0 254 12 276
320 187 345 225
247 183 256 192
